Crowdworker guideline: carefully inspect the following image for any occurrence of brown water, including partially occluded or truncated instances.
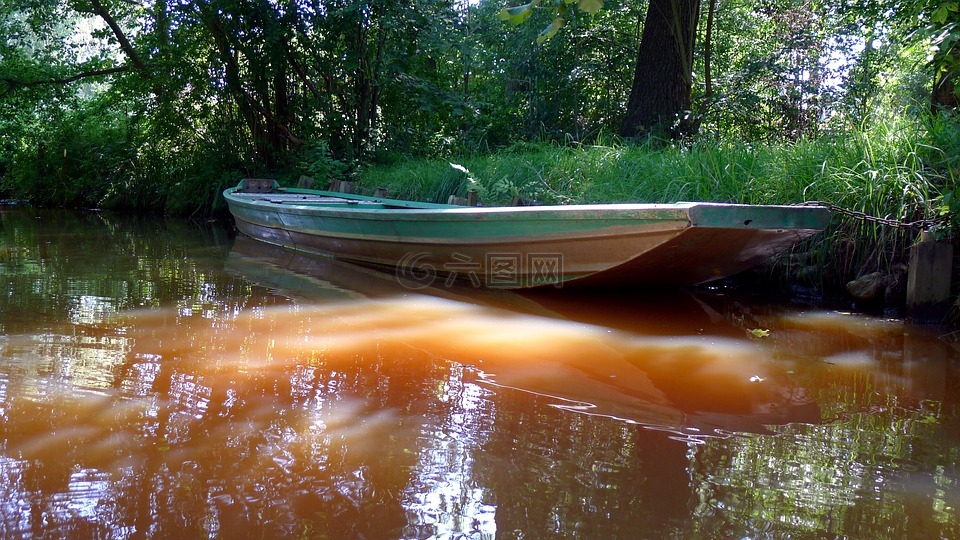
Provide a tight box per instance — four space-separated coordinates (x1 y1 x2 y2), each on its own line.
1 207 958 539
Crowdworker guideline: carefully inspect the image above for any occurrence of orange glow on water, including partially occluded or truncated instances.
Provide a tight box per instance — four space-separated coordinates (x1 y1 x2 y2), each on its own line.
117 296 811 432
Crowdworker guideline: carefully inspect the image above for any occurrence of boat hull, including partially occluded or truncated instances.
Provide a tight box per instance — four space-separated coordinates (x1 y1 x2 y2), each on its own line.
224 186 830 289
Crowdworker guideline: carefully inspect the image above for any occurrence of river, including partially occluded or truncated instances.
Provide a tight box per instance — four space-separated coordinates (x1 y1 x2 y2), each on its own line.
0 206 958 539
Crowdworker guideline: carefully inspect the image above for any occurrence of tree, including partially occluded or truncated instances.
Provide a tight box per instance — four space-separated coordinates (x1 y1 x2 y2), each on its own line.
500 0 703 138
924 0 959 113
619 0 701 138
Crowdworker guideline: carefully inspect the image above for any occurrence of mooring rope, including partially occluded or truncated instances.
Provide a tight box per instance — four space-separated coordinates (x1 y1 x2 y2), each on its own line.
795 201 952 232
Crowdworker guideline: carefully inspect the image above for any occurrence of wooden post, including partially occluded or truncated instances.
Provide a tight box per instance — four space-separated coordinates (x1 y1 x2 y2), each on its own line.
374 187 390 198
338 181 356 194
327 178 341 192
467 189 478 206
906 231 953 323
297 175 314 188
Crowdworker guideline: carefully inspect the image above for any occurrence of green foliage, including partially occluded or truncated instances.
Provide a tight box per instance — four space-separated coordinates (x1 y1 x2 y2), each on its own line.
0 0 955 228
925 110 960 173
498 0 605 44
498 1 539 26
920 0 960 66
298 140 349 184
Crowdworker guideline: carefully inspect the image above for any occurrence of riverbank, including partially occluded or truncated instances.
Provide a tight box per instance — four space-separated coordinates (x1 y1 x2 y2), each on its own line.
3 120 958 318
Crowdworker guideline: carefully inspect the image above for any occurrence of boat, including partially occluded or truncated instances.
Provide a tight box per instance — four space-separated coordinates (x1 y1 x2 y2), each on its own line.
223 179 831 289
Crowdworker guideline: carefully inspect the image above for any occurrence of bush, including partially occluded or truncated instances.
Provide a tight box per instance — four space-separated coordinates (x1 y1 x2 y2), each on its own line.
298 139 349 185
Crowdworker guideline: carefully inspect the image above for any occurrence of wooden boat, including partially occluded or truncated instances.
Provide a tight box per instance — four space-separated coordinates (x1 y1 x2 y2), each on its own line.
223 179 831 289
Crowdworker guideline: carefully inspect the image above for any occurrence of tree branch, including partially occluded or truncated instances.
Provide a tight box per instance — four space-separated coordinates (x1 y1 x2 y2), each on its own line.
89 0 148 72
286 50 325 103
0 66 131 97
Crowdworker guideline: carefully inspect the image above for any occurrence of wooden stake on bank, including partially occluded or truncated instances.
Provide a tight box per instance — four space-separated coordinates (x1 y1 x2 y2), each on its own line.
906 230 953 323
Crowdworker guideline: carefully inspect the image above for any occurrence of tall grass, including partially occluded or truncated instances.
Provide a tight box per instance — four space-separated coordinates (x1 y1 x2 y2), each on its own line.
361 119 959 295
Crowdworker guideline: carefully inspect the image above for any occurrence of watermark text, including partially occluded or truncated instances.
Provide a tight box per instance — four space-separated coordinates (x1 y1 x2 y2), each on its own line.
395 252 563 289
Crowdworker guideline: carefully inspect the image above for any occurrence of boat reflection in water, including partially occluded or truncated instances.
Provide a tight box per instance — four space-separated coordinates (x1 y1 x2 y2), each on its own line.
224 236 820 437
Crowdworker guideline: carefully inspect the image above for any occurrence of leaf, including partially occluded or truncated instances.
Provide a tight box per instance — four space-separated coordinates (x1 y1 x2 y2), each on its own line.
497 1 540 26
536 17 565 44
578 0 604 14
933 5 950 24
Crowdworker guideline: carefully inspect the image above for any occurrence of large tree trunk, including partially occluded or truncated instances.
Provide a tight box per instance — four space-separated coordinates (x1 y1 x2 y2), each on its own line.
620 0 701 138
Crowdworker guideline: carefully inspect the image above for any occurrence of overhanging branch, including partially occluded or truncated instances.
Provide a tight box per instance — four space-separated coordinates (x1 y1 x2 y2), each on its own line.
0 66 131 97
89 0 148 72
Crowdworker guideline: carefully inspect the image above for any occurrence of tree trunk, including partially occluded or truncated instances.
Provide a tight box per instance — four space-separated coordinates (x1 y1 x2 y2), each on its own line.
931 48 959 114
703 0 716 100
155 0 169 53
620 0 702 138
353 20 386 159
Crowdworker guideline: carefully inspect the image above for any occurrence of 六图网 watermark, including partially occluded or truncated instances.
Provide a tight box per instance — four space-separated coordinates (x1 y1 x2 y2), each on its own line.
395 251 564 289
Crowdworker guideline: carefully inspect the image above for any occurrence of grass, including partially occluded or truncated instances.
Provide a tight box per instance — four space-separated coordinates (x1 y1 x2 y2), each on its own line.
358 120 959 297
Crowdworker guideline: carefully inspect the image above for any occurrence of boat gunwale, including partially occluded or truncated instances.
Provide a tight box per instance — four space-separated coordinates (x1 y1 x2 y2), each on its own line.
224 187 831 229
225 188 700 213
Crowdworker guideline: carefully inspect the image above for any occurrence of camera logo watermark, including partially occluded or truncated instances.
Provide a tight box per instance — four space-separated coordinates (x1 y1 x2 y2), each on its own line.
395 252 563 289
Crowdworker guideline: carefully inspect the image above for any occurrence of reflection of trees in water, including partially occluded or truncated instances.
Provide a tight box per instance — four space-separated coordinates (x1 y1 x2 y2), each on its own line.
397 361 700 539
0 208 237 334
680 306 960 538
476 390 695 538
0 316 698 538
689 387 960 538
3 207 960 538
